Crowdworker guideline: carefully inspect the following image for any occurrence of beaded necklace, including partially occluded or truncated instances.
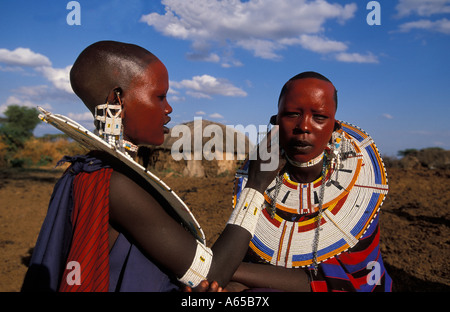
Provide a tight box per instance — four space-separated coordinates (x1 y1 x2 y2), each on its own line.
123 139 138 154
269 149 330 274
285 152 324 168
311 152 328 274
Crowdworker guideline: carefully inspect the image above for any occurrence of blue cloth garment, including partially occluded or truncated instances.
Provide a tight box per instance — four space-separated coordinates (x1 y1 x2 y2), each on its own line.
22 154 178 292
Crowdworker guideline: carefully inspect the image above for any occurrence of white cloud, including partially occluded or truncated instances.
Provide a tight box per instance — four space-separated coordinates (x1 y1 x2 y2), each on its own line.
285 34 348 54
142 0 356 41
395 0 450 18
172 74 247 99
12 85 49 98
221 59 243 68
0 95 51 115
168 86 179 94
236 38 284 60
0 47 75 110
0 47 52 67
186 91 213 99
0 47 73 94
12 84 77 105
0 96 33 114
0 47 77 121
67 112 93 122
186 51 221 63
141 0 357 60
186 91 212 100
382 113 394 119
168 95 186 102
0 65 25 72
195 111 206 115
36 65 73 94
394 0 450 35
335 52 379 63
209 112 224 119
398 18 450 34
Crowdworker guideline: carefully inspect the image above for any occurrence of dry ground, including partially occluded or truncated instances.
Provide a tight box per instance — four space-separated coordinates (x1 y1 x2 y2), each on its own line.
0 167 449 292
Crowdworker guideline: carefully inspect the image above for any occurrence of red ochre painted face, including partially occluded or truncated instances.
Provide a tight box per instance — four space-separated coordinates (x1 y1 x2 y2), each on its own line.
122 60 172 146
277 78 336 163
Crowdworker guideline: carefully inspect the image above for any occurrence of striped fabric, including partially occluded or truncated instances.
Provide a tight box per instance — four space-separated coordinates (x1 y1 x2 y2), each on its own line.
59 168 112 292
308 215 392 292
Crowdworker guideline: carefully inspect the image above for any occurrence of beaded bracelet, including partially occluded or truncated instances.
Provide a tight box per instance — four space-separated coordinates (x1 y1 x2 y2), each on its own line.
178 240 213 287
227 187 265 236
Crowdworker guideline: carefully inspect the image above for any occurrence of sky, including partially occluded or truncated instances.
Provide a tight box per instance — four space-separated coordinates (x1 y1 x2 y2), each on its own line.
0 0 449 157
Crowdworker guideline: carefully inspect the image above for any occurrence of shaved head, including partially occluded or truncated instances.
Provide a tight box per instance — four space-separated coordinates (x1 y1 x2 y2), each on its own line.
278 71 338 109
70 40 159 114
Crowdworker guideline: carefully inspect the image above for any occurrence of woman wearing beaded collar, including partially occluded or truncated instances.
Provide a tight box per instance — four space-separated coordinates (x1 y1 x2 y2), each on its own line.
229 72 392 292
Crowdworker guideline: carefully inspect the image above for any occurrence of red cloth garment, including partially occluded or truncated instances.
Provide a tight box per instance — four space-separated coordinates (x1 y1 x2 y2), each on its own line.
59 168 112 292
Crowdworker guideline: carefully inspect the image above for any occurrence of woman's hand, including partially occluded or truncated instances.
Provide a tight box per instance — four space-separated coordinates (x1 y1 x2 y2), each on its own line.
182 280 224 292
246 126 285 194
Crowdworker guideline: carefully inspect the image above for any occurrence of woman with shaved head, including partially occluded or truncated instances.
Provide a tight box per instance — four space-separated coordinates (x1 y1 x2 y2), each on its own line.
22 41 276 292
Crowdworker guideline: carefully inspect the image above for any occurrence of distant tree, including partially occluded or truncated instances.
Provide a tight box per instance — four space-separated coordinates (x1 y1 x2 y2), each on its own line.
0 105 41 152
397 148 418 158
398 147 445 158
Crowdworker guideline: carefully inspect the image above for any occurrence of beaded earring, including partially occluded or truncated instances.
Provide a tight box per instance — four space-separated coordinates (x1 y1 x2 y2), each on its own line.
329 129 343 169
327 125 356 171
94 91 138 155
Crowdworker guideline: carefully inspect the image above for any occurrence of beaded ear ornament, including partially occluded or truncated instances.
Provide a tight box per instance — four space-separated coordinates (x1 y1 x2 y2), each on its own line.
327 123 355 170
94 91 138 155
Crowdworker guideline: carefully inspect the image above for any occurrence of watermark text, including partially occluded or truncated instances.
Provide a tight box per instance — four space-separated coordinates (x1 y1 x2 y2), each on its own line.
170 117 279 171
66 1 81 26
366 260 381 286
367 1 381 26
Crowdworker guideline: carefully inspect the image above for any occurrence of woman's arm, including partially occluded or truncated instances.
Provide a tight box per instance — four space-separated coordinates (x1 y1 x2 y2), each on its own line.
109 169 258 288
108 128 284 289
229 262 311 292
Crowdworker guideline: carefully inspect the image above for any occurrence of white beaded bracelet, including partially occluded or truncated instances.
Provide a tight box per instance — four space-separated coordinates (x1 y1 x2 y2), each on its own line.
227 187 265 236
178 240 213 288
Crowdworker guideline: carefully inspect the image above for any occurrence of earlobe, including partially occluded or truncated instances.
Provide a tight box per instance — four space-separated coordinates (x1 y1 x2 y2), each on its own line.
270 115 277 125
105 86 123 104
114 88 124 120
334 120 341 131
329 121 342 144
106 87 124 119
114 87 123 100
